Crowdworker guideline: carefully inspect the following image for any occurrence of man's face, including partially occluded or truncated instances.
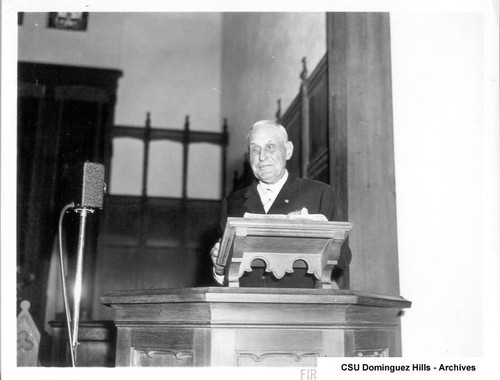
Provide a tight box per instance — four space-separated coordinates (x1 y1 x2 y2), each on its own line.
248 125 293 184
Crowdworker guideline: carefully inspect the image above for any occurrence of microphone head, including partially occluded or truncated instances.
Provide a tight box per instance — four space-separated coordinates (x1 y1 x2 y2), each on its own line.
78 162 105 209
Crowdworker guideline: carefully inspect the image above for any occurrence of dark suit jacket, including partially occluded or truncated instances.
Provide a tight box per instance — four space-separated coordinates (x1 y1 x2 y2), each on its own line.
221 175 334 229
220 175 351 269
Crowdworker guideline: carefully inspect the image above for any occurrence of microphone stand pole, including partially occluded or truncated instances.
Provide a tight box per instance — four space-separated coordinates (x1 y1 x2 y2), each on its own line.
71 207 94 365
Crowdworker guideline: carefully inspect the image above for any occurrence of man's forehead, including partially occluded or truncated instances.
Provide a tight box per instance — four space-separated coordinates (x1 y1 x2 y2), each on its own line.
249 126 284 143
249 137 277 144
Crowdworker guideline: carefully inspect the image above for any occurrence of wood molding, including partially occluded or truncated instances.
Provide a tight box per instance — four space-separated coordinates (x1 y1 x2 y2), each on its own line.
307 54 327 94
18 61 122 89
54 85 110 103
112 125 228 145
307 148 329 180
327 12 349 222
131 349 193 366
237 351 318 366
326 10 400 314
18 83 46 98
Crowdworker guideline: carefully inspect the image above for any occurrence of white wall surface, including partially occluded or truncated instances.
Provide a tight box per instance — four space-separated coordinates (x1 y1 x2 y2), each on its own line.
18 12 125 69
113 12 222 129
391 10 497 357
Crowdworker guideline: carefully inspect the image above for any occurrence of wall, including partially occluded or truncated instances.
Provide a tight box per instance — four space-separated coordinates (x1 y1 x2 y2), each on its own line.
18 12 223 199
391 11 493 356
220 12 326 192
18 12 125 69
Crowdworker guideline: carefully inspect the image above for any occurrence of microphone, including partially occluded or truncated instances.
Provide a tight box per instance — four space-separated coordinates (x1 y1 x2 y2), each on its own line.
69 162 105 365
74 162 105 209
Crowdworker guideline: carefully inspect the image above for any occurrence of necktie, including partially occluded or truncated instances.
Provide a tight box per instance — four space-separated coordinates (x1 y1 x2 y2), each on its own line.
263 188 273 213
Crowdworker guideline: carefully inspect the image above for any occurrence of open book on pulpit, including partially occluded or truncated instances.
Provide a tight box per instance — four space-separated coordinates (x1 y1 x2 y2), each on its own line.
216 214 352 288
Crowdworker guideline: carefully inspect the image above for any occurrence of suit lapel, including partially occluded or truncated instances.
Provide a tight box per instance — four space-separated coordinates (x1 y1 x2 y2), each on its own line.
242 181 265 214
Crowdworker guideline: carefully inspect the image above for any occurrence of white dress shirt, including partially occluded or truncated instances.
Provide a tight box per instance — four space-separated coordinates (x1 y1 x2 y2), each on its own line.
257 170 289 213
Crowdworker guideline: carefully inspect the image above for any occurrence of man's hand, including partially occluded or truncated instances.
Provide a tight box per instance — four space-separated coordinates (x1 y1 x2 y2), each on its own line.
210 239 225 276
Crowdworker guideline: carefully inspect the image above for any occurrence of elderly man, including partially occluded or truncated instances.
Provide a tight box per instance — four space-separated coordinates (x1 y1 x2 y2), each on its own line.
211 120 350 286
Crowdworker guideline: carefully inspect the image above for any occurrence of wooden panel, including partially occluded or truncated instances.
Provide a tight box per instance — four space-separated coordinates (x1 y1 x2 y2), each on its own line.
18 62 122 90
144 199 186 244
94 195 222 319
101 196 221 245
104 287 411 366
327 13 349 222
129 328 197 367
54 86 110 103
132 328 195 350
328 12 399 295
113 303 211 324
101 287 411 307
237 351 317 367
280 98 302 177
18 82 46 98
183 199 223 245
95 246 140 291
210 329 236 366
115 328 133 366
307 148 329 182
93 244 210 319
352 329 393 357
100 195 147 243
194 329 212 366
49 321 116 367
93 245 140 320
140 247 199 289
307 58 329 170
321 329 346 357
236 328 323 352
132 349 193 366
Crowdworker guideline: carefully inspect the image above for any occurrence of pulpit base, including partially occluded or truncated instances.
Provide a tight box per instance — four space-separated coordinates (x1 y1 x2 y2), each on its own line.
101 287 411 367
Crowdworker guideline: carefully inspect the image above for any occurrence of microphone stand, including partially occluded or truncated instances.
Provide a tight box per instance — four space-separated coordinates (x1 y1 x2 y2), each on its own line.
71 207 94 365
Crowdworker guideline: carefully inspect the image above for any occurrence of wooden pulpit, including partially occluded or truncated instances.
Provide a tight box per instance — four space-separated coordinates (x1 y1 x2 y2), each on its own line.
216 216 352 288
102 217 411 366
102 287 410 366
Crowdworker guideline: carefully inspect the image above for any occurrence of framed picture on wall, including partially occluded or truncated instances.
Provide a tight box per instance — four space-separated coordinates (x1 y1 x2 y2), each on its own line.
47 12 88 31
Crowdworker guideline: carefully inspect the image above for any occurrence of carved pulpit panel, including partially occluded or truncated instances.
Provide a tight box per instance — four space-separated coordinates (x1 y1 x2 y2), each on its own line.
217 216 352 288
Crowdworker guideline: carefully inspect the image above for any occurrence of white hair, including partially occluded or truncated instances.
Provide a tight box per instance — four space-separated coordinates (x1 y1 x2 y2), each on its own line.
246 120 289 147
